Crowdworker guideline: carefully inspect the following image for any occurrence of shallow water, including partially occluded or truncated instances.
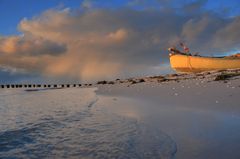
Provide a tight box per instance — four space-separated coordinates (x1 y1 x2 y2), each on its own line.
1 87 240 159
0 88 176 159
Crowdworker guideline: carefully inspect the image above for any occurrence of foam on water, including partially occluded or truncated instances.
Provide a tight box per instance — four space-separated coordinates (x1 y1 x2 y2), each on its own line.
0 88 176 159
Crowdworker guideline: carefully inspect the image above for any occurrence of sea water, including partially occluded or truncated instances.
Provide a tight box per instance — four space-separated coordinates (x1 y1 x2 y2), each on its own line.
0 88 176 159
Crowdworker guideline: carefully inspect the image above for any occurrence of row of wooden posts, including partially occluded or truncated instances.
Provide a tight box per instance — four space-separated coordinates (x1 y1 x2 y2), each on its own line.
0 84 93 89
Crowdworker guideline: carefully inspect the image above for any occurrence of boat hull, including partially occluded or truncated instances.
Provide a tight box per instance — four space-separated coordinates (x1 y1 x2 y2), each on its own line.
169 54 240 73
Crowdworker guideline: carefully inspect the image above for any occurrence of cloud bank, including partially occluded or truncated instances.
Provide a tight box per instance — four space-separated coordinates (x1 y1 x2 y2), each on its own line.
1 0 240 82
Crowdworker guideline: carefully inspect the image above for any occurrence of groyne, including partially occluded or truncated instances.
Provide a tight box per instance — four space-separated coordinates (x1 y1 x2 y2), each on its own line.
0 84 85 89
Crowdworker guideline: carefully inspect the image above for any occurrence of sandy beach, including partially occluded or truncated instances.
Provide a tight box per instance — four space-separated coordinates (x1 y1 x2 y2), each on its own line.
0 69 239 159
95 69 240 159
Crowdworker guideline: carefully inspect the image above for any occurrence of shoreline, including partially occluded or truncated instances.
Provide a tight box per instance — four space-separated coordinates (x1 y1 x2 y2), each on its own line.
1 68 239 90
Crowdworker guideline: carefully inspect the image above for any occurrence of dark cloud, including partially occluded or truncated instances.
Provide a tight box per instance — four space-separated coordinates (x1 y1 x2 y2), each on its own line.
0 66 41 84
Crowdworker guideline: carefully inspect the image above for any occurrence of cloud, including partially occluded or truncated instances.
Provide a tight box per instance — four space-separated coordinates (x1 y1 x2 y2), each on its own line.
213 17 240 50
0 36 66 56
108 29 128 41
1 1 240 82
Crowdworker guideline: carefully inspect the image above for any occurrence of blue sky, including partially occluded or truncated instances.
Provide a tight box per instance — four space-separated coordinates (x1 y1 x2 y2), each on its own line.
0 0 82 35
1 0 239 35
0 0 131 35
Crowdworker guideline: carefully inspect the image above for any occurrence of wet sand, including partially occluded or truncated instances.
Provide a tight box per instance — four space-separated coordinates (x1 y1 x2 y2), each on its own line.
95 69 240 159
1 69 239 159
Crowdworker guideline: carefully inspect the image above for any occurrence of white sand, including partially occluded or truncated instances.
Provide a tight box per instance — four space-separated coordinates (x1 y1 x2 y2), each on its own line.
95 70 240 159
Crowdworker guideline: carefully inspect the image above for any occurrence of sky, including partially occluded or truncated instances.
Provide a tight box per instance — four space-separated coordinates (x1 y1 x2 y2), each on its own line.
0 0 240 83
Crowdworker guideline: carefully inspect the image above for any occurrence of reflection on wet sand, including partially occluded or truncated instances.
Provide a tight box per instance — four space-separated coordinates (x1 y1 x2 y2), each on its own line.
96 76 240 159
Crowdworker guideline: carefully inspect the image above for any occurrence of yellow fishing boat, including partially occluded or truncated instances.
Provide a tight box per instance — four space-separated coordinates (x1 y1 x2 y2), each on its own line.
168 47 240 73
